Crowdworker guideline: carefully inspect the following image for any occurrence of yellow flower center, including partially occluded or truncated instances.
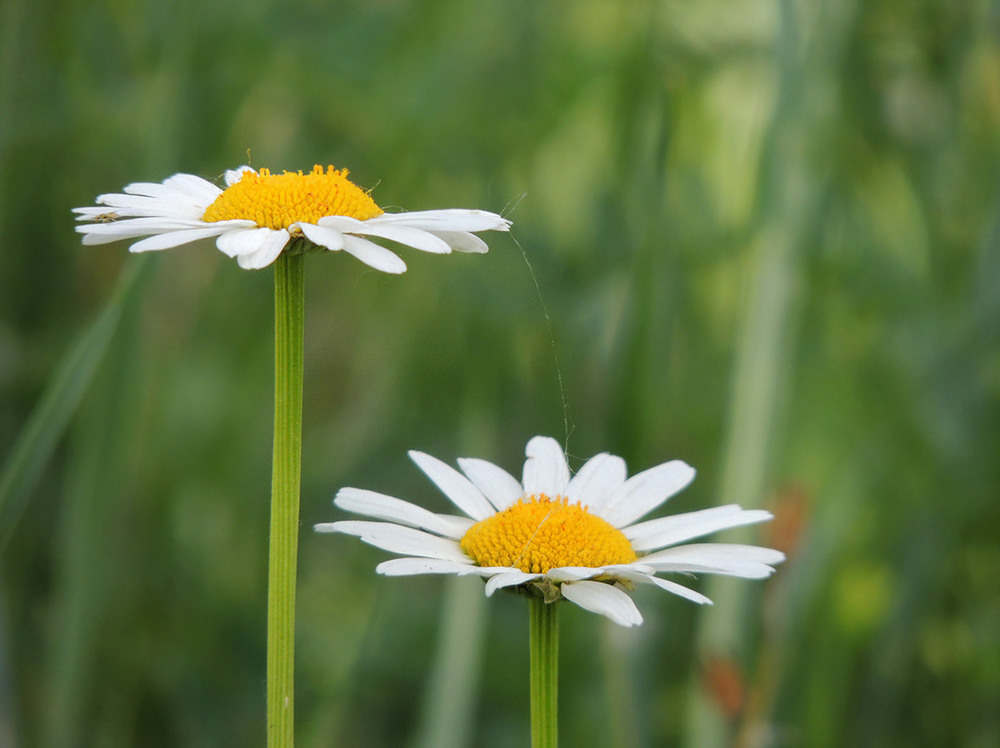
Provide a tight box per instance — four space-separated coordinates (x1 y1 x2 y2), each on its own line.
460 494 637 574
202 165 383 230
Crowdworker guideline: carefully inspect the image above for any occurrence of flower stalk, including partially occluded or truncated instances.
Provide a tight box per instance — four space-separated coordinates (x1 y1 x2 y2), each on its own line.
529 597 559 748
268 251 305 748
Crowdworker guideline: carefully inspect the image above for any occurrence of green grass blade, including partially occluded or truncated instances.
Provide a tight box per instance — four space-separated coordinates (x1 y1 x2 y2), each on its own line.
0 257 148 550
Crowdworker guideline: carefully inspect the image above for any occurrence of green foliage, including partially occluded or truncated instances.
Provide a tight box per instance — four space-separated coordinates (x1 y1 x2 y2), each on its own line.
2 0 998 746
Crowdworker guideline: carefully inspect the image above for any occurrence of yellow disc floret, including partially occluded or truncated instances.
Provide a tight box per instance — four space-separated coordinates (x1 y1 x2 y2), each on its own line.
460 494 637 574
202 165 383 229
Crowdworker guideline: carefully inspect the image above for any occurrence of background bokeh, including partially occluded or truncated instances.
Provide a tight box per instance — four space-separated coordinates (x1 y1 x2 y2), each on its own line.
2 1 999 746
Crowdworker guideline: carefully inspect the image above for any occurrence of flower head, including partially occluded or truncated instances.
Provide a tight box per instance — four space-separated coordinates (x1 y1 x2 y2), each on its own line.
73 165 510 273
318 436 785 626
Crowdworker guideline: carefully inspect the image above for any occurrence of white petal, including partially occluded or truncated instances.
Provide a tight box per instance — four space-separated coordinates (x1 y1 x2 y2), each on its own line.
428 230 489 253
457 457 525 511
409 451 496 521
298 222 345 251
366 209 511 233
348 222 454 254
623 505 774 552
79 216 214 233
127 226 229 253
162 173 225 203
235 229 289 269
85 194 206 219
566 453 627 511
225 166 256 186
216 227 275 258
375 557 480 576
561 580 643 627
599 461 696 528
640 543 785 578
612 568 714 605
333 487 474 539
484 571 541 596
316 520 470 563
522 436 570 497
547 566 602 582
341 235 407 274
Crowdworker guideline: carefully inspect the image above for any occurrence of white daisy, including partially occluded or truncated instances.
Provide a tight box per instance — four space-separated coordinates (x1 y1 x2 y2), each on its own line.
73 165 510 273
317 436 785 627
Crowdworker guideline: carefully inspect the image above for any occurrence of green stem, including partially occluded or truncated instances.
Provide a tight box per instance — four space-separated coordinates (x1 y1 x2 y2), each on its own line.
268 252 305 748
529 597 559 748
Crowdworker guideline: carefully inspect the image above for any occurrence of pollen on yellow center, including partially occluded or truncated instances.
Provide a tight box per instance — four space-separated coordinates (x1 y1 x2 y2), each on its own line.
460 494 637 574
202 165 383 230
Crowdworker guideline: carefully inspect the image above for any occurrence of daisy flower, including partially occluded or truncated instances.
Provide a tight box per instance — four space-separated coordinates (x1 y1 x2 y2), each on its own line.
318 436 785 627
73 165 510 273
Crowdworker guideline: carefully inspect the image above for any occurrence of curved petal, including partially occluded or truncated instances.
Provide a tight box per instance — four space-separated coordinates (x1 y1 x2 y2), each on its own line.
162 173 225 203
375 557 480 576
409 451 496 521
623 505 774 552
316 520 470 563
547 566 602 582
428 230 489 253
522 436 570 497
216 227 276 258
640 543 785 578
365 209 511 233
298 222 346 252
224 166 256 186
457 457 524 511
566 452 627 511
235 229 290 269
599 460 696 528
346 223 453 254
561 580 643 627
612 568 714 605
341 235 407 274
128 226 230 253
333 487 474 539
484 570 541 596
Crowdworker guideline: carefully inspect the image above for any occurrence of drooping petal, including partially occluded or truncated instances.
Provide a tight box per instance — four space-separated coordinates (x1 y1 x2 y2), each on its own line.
340 235 407 274
623 505 774 552
344 221 454 254
612 567 714 605
216 227 278 258
316 521 470 563
409 451 496 521
484 570 541 596
566 452 627 511
599 460 696 528
297 222 346 252
547 566 603 582
234 229 290 269
334 487 474 539
457 457 524 511
127 226 231 253
561 580 643 627
365 209 511 233
428 230 489 253
522 436 570 497
640 543 785 578
376 557 481 576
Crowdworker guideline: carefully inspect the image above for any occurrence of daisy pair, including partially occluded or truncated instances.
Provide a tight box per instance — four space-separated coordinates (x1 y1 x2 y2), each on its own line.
318 436 785 626
73 165 510 273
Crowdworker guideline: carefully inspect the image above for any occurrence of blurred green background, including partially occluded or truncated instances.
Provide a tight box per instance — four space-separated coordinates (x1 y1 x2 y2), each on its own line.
2 0 999 746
